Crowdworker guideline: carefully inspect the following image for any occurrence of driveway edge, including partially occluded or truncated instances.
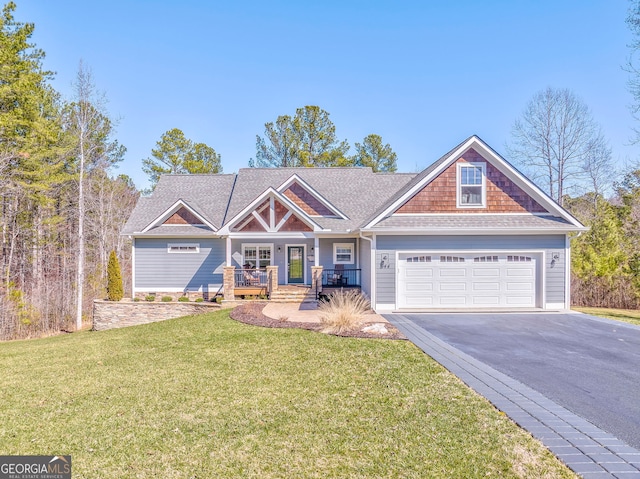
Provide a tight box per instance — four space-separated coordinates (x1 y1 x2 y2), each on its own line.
386 314 640 479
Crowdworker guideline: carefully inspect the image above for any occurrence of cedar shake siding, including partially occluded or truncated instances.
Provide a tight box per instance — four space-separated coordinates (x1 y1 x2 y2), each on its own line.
164 207 203 225
231 198 312 232
397 149 548 214
283 182 334 216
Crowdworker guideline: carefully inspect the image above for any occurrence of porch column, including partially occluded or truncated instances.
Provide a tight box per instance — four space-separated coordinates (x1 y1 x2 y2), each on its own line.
311 265 323 294
266 265 278 293
223 266 235 300
314 237 319 267
226 237 232 266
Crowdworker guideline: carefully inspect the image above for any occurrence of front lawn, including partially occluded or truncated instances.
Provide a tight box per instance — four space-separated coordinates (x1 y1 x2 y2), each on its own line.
573 306 640 326
0 310 575 478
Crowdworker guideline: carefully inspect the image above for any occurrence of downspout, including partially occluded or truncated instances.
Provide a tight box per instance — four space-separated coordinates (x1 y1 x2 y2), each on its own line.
359 232 375 308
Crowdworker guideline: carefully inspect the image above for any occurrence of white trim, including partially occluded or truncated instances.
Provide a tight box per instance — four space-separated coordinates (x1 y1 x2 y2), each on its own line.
372 234 377 306
241 243 274 269
167 242 200 253
275 211 293 231
333 243 355 265
456 161 486 208
218 187 323 235
363 136 586 230
285 243 307 284
360 228 582 235
545 303 566 310
394 249 546 310
131 238 136 299
228 232 317 239
141 199 217 233
277 174 348 219
391 212 558 217
565 234 571 309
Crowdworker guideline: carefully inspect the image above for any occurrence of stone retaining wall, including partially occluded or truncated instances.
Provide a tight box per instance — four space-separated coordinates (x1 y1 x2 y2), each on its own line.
93 300 220 331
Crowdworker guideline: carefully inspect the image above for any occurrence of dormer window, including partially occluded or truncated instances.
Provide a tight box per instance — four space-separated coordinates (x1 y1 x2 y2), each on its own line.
457 162 486 208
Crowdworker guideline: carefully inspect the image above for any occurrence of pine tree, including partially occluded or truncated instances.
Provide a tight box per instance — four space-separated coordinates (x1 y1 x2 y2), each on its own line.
106 250 124 301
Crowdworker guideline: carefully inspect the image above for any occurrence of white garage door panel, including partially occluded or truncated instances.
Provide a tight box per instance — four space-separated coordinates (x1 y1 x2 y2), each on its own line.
397 252 537 309
473 282 500 291
506 282 533 292
473 295 501 305
473 268 500 277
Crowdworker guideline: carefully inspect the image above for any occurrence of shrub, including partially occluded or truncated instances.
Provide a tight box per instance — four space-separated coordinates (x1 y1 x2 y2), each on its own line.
133 297 140 302
145 295 156 302
106 251 124 301
178 296 190 302
318 290 370 334
195 298 204 303
161 296 173 302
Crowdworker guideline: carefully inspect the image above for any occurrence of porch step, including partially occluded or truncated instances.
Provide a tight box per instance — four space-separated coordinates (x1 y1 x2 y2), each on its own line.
269 287 317 303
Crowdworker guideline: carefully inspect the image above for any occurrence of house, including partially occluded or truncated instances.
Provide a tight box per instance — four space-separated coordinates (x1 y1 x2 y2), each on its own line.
122 135 586 311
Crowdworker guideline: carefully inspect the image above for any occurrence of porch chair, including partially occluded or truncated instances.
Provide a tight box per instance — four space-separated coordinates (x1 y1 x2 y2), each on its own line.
327 264 345 286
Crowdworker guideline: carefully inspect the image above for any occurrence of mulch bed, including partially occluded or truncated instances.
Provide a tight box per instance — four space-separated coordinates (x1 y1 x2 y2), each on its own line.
229 302 406 340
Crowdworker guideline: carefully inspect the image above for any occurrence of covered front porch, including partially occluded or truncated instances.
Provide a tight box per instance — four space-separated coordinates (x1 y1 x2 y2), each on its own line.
222 235 364 300
223 264 362 300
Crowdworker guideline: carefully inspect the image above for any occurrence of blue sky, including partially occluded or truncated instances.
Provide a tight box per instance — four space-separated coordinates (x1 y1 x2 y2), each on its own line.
17 0 640 190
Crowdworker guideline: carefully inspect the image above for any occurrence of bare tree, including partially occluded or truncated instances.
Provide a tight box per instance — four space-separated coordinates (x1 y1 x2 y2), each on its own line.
507 87 610 205
68 61 112 329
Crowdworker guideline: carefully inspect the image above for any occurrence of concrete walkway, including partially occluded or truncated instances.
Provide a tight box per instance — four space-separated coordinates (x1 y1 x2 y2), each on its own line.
263 302 388 324
386 314 640 479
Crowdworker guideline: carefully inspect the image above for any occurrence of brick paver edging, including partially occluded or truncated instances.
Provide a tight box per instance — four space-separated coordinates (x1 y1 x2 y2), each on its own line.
385 315 640 479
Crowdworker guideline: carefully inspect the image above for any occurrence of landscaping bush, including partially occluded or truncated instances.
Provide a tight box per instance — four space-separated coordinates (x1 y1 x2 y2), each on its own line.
145 295 155 302
106 251 124 301
195 298 204 303
161 296 173 302
318 289 370 334
178 296 190 302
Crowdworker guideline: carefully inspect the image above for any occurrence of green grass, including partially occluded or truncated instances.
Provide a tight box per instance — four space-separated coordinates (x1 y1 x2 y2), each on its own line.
0 310 576 478
573 306 640 326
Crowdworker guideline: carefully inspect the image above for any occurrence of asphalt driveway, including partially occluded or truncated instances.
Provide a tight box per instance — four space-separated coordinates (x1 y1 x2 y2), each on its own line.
386 312 640 450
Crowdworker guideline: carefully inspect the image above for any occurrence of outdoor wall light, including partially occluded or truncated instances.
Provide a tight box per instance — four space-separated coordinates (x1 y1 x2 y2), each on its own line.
277 246 281 253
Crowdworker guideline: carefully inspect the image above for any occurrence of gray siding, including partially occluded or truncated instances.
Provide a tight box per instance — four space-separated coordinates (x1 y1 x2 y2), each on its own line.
375 235 567 306
231 239 315 284
359 238 372 298
318 238 357 268
135 238 225 292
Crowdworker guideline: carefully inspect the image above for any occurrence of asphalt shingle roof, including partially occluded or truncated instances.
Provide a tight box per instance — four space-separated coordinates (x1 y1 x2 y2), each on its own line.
225 168 416 232
121 174 237 234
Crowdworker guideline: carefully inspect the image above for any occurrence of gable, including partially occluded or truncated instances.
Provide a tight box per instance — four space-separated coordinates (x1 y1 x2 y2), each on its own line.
163 206 204 225
396 149 548 214
282 182 335 216
231 196 313 232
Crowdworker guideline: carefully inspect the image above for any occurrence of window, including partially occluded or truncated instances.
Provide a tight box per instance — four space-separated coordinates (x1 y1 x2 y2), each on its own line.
508 255 532 262
406 256 431 263
440 255 465 263
333 243 354 264
168 243 199 253
474 255 498 262
458 162 486 207
242 245 272 269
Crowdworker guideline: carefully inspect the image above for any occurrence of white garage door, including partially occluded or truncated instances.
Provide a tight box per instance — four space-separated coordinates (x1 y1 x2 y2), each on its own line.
397 252 537 309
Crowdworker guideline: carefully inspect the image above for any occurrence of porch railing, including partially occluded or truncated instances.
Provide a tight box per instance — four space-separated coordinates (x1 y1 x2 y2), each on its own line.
234 268 268 288
322 269 361 288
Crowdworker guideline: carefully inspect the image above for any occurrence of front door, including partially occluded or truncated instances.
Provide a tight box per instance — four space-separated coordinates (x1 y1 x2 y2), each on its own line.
287 246 304 284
